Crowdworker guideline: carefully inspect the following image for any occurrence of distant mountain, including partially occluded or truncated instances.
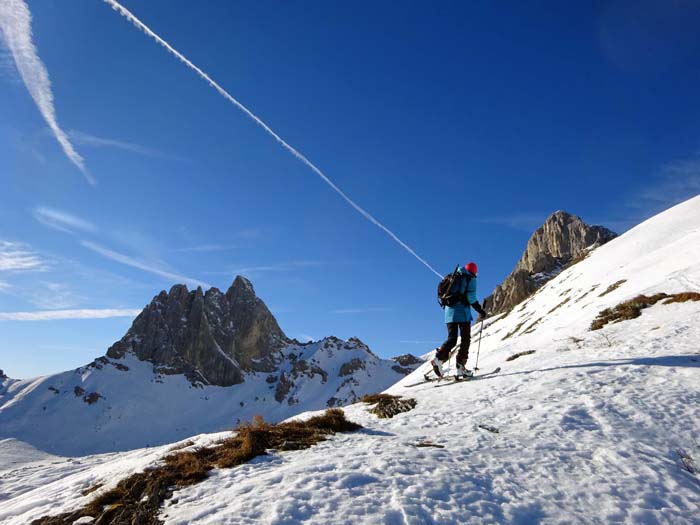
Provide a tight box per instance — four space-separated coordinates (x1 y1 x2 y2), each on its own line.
0 277 422 456
484 211 616 315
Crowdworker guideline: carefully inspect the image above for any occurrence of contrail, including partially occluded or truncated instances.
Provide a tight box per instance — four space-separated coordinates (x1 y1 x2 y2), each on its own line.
0 0 94 186
103 0 442 279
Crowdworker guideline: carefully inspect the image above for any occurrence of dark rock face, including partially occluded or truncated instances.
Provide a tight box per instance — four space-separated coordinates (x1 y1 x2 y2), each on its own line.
392 354 424 367
107 276 288 386
0 369 6 379
484 211 616 315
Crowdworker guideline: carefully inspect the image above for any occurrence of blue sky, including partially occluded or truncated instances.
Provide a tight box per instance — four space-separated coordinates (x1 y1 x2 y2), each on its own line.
1 0 699 378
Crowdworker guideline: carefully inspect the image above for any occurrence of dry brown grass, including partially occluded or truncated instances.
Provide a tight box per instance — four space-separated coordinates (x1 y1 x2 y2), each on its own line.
590 292 700 331
522 317 543 334
548 297 571 315
32 409 361 525
360 393 397 404
502 319 527 340
598 279 627 297
506 350 536 362
362 393 417 419
80 483 103 497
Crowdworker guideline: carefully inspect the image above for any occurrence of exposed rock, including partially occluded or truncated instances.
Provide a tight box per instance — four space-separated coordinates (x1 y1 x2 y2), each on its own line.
74 386 85 397
107 276 289 386
339 358 366 377
83 392 102 405
391 354 424 367
0 369 6 379
275 372 294 403
484 211 616 315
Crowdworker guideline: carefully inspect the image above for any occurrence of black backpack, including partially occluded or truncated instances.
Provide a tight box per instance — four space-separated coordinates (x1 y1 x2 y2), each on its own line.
437 265 471 308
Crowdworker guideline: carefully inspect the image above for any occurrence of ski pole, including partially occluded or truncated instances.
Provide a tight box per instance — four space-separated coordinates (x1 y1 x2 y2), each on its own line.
474 320 484 371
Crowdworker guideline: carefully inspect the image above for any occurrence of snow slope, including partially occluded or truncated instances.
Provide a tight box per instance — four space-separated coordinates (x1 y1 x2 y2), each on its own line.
0 337 417 456
2 196 699 525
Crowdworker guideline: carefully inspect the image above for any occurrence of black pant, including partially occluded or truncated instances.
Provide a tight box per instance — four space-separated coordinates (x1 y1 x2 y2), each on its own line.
436 322 471 366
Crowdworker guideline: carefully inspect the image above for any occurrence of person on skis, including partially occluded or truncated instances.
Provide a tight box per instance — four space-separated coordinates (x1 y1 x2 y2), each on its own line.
431 261 487 378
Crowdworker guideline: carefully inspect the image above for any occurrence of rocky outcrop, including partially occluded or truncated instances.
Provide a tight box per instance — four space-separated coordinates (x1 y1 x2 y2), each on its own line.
107 276 288 386
484 211 616 315
0 369 6 379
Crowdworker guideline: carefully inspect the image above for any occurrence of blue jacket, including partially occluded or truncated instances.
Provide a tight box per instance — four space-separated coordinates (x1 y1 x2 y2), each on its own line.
444 267 478 324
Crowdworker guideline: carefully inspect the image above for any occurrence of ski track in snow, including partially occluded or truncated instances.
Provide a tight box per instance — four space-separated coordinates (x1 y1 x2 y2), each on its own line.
2 197 700 524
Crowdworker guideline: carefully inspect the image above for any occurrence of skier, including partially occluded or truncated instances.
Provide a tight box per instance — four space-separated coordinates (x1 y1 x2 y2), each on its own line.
431 261 487 378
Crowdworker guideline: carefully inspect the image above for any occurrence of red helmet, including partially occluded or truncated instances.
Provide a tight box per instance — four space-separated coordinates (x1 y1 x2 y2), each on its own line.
465 262 478 275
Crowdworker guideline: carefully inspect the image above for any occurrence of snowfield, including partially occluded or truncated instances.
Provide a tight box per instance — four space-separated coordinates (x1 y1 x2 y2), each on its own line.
0 337 413 456
2 196 700 525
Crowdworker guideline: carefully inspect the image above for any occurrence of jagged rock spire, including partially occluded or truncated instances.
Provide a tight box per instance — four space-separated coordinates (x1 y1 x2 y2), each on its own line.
484 211 616 315
107 277 289 386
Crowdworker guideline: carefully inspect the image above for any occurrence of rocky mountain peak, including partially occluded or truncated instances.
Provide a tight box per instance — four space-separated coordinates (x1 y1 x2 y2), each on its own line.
484 211 616 315
0 369 6 380
107 276 289 386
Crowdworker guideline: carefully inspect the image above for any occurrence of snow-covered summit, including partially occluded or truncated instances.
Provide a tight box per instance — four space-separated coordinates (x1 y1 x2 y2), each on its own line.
0 277 423 456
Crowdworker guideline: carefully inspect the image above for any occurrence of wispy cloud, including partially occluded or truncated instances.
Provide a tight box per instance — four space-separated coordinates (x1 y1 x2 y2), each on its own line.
173 244 237 253
0 0 93 185
331 307 391 315
206 261 325 277
0 308 141 321
232 261 324 275
0 280 10 291
0 240 48 272
28 282 84 310
68 129 182 161
81 240 211 288
33 206 97 234
631 157 700 214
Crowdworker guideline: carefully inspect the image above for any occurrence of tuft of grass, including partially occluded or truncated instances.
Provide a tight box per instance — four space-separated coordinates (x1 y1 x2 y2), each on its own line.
506 350 536 362
598 279 627 297
548 297 571 315
590 292 700 331
415 441 445 448
678 447 699 475
664 292 700 304
80 483 103 497
32 409 361 525
502 319 528 340
360 393 397 404
362 393 417 419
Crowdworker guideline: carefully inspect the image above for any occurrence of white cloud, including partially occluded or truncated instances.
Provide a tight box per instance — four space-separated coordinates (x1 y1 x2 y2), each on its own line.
28 282 83 310
0 308 141 321
0 280 10 291
81 240 211 289
633 158 700 213
230 261 324 276
173 244 237 253
0 241 47 271
0 0 93 185
68 129 182 161
33 206 97 234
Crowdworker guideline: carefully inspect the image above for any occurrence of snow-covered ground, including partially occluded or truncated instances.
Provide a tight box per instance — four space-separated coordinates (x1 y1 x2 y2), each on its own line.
2 196 699 525
0 337 412 456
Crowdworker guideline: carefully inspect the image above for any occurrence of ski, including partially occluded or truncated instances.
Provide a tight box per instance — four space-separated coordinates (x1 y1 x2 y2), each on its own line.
433 366 501 387
405 366 500 388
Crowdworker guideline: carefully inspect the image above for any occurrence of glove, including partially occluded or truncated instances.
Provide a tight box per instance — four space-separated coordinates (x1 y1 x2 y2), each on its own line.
472 301 487 320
